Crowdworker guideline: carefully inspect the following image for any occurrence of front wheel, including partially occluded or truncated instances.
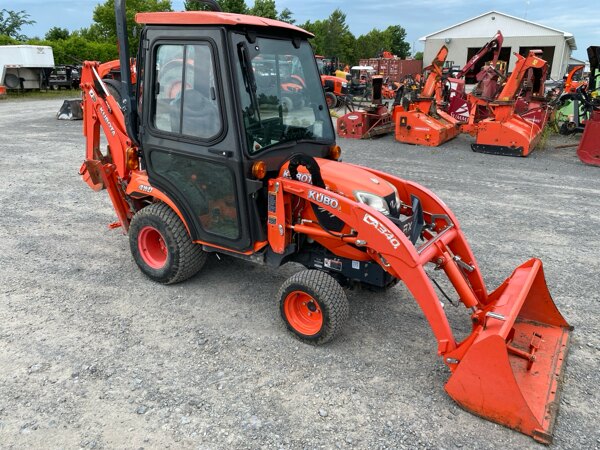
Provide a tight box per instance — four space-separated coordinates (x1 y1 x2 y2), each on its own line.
278 270 349 344
129 202 207 284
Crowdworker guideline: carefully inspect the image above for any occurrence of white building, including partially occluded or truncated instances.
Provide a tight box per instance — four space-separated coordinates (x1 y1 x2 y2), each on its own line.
419 11 576 82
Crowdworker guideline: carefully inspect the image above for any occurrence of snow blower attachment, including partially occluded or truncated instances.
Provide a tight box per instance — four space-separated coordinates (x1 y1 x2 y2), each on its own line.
472 50 551 156
394 45 460 146
79 1 572 443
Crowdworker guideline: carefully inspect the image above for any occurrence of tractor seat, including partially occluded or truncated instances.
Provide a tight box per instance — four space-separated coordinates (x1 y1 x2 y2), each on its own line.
170 89 220 138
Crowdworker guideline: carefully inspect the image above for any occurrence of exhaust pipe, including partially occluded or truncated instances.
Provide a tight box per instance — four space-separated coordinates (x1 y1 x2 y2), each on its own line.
113 0 223 147
114 0 138 146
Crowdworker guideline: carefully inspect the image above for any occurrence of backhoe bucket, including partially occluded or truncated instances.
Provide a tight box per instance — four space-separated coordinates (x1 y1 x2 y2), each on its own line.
445 259 572 444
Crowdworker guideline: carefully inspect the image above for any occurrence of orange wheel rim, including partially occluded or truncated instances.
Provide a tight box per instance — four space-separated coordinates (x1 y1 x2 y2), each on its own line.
284 290 323 336
138 226 167 269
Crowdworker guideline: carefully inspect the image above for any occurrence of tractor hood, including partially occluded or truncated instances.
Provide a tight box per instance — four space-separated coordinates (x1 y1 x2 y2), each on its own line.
280 158 395 200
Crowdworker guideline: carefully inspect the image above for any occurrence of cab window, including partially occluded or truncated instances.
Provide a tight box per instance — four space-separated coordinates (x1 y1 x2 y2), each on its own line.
153 43 221 139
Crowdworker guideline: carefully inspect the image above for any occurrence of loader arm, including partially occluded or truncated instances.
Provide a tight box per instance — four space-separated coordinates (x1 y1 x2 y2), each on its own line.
268 164 571 443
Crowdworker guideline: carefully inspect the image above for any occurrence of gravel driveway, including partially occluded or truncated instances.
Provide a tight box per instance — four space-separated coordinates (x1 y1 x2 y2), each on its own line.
0 98 598 449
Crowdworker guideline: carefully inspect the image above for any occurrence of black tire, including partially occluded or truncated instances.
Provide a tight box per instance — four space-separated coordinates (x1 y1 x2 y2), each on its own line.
99 78 124 111
325 92 337 109
129 202 207 284
278 270 349 344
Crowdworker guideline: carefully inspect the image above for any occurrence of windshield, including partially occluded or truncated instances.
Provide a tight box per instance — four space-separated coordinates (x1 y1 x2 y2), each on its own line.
233 35 335 154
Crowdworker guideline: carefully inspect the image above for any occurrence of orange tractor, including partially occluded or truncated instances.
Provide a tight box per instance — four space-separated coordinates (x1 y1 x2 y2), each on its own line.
79 0 572 443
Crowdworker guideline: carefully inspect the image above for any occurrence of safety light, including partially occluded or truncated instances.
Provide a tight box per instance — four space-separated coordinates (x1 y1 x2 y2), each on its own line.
126 147 139 170
329 144 342 160
252 160 267 179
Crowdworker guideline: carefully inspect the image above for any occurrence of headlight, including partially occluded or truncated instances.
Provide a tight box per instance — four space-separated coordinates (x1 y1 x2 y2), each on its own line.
354 191 390 215
386 181 401 212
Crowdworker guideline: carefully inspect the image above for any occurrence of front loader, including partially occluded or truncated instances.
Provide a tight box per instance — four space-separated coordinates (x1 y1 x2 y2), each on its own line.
79 0 572 443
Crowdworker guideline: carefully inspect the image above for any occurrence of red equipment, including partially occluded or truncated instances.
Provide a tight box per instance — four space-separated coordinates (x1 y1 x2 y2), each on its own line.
394 46 460 146
564 65 586 93
576 109 600 165
79 1 572 443
445 31 504 123
337 76 395 139
472 50 551 156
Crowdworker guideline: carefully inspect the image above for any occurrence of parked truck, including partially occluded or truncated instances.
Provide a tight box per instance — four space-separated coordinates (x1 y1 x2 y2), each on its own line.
0 45 55 90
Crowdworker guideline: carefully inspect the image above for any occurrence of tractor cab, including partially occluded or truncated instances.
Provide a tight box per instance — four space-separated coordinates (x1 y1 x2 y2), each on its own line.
133 11 337 253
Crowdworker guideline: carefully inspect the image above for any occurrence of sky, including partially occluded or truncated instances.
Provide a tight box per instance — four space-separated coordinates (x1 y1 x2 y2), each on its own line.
4 0 597 62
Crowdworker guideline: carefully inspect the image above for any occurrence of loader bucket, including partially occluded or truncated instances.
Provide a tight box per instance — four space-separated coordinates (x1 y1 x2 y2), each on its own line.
56 99 83 120
445 259 572 444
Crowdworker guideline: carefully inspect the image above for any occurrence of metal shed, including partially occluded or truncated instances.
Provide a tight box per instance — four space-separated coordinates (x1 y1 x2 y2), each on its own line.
419 11 576 82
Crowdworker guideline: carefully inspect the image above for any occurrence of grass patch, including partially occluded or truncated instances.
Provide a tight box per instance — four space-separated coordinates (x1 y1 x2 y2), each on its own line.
2 89 81 101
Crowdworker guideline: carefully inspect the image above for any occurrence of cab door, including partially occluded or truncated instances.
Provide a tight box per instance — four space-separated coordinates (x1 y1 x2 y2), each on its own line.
139 27 252 252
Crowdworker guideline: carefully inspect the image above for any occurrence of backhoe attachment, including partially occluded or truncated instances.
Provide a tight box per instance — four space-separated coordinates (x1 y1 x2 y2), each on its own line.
270 159 571 443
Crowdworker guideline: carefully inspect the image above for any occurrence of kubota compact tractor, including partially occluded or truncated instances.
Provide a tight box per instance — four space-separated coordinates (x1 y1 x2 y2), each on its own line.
79 0 572 443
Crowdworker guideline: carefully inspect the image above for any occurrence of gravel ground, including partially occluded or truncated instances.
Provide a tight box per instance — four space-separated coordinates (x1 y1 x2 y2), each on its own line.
0 98 599 449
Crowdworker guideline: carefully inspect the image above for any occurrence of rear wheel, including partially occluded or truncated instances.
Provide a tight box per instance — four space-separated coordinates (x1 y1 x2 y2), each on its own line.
129 203 207 284
278 270 349 344
325 92 337 109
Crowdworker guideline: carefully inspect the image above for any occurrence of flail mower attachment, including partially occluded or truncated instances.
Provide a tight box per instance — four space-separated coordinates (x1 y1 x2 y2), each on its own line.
271 160 571 443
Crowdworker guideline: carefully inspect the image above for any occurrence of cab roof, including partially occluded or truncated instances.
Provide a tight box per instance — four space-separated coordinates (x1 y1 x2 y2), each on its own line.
135 11 313 38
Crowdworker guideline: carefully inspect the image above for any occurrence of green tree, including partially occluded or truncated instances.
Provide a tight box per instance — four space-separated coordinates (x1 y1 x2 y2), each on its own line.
300 19 326 57
355 28 388 60
319 10 356 66
220 0 248 13
92 0 172 47
186 0 247 13
45 27 70 41
250 0 277 19
26 35 118 65
0 9 36 41
413 51 423 60
385 25 410 58
0 34 17 45
277 8 295 24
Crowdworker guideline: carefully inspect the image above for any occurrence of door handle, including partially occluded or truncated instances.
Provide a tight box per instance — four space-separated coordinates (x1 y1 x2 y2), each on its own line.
208 148 233 158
